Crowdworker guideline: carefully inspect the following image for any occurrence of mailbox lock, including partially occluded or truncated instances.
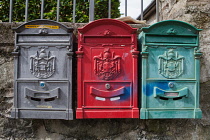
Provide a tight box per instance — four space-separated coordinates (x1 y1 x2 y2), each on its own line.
105 83 111 90
168 82 174 88
40 81 45 88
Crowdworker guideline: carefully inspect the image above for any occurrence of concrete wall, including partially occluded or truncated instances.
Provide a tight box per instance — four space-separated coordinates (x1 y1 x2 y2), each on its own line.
0 0 210 138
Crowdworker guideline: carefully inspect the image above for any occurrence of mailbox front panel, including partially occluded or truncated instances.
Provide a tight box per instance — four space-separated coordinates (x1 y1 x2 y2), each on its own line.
147 47 195 79
18 46 70 79
76 19 139 118
140 20 202 119
82 45 133 108
11 20 74 120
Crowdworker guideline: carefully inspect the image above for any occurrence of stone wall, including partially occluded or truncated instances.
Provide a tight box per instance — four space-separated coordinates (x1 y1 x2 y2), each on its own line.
0 0 210 138
158 2 210 134
159 0 210 82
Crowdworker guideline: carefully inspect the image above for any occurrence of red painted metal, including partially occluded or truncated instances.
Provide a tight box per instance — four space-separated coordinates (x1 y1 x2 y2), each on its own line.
76 19 139 119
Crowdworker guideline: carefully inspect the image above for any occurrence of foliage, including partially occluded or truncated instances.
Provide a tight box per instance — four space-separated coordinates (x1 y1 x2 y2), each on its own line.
0 0 120 22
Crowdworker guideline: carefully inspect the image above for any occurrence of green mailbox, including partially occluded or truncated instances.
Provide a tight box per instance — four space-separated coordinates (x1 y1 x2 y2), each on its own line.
139 20 202 119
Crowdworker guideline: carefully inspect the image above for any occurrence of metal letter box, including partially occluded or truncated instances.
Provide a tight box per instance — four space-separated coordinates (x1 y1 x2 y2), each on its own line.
139 20 202 119
76 19 139 118
11 19 74 120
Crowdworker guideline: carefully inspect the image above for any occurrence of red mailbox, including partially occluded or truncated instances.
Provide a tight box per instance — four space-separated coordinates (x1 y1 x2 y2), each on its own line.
76 19 139 118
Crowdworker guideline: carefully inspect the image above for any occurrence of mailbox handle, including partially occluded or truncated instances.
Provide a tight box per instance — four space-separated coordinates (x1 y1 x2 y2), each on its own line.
25 87 59 101
90 86 125 98
154 87 188 100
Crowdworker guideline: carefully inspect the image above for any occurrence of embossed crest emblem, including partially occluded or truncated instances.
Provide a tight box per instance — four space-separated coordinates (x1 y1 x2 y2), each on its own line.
94 48 121 80
30 48 55 78
158 49 184 79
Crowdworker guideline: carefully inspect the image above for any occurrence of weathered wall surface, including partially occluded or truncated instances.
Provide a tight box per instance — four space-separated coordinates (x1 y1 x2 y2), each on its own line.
159 0 210 82
0 0 210 138
158 1 210 138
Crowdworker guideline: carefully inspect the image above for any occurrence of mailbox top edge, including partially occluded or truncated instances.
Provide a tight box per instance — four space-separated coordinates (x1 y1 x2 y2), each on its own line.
141 20 202 34
13 19 74 33
78 18 137 34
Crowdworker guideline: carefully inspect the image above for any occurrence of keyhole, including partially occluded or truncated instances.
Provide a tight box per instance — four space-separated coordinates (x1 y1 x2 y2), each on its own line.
105 83 111 89
168 82 174 88
40 81 45 88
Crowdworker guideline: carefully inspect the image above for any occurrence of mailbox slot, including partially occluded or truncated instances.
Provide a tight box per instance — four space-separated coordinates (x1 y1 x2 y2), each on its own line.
18 34 70 43
145 35 197 44
84 36 132 43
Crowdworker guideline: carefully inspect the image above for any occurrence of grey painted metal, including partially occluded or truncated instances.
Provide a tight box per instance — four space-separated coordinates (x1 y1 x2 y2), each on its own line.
89 0 95 21
25 0 29 22
11 19 74 120
73 0 76 23
108 0 111 18
125 0 127 16
9 0 13 22
156 0 159 22
141 0 143 20
41 0 44 19
56 0 60 21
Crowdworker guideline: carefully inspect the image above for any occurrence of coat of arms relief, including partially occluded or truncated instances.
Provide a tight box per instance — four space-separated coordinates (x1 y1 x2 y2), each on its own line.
158 49 184 79
30 48 56 79
94 48 121 81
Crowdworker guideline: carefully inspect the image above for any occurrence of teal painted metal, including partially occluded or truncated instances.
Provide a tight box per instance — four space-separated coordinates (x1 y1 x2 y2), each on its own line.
139 20 202 119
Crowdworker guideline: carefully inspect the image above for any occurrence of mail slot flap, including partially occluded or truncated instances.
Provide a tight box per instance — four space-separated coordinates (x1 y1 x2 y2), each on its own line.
16 81 70 109
145 34 198 45
17 34 71 44
145 81 196 108
84 81 132 108
83 36 132 44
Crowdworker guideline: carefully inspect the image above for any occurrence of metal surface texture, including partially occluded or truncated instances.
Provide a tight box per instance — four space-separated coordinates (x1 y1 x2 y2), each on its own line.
89 0 95 22
11 19 74 120
41 0 44 19
73 0 76 23
156 0 159 22
108 0 111 18
125 0 127 16
76 19 139 119
141 0 143 20
25 0 29 22
56 0 60 22
9 0 13 22
139 20 202 119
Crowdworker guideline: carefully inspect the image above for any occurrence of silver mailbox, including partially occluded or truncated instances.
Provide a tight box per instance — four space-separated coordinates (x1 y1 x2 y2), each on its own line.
11 19 74 120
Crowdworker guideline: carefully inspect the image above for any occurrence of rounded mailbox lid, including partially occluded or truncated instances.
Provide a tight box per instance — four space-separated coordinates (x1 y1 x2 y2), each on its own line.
13 19 73 34
140 20 202 46
13 19 74 49
142 20 201 34
78 18 137 35
78 18 137 45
